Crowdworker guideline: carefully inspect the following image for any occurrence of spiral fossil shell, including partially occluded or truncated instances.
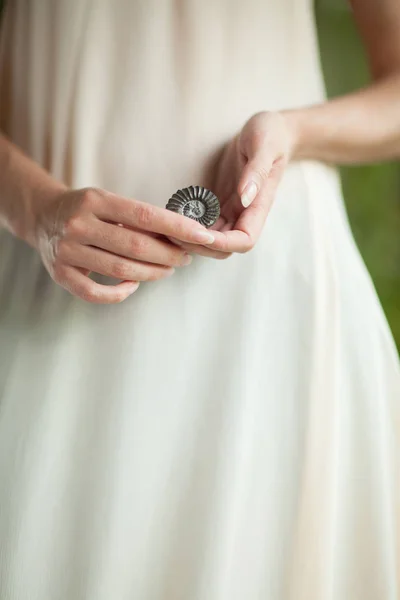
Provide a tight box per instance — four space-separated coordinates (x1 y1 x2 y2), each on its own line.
166 186 220 228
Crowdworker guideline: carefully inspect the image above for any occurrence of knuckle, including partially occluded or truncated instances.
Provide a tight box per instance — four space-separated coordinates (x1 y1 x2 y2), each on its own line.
218 239 230 254
113 291 128 304
135 266 154 281
80 187 101 211
64 215 87 238
79 282 100 303
171 221 183 237
146 272 159 281
272 156 286 176
55 238 71 259
131 236 147 257
256 164 271 180
135 204 154 229
170 251 187 266
111 260 131 280
174 223 189 241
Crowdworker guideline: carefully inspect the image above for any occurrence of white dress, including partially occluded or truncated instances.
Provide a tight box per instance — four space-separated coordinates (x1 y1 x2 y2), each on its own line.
0 1 399 599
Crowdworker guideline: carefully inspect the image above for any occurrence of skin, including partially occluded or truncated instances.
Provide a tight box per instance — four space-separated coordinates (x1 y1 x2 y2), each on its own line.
1 0 400 303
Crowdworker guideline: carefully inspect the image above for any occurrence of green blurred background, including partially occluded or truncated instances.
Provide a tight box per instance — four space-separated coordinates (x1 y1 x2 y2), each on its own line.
315 0 400 350
0 0 399 348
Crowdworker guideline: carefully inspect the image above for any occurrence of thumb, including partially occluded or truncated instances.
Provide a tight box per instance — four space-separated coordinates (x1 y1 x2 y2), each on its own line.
238 150 276 208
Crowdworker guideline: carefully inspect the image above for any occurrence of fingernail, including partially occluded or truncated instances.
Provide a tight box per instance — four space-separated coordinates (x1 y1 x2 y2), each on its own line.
128 282 140 294
181 254 193 266
193 230 215 244
241 181 258 207
164 268 175 277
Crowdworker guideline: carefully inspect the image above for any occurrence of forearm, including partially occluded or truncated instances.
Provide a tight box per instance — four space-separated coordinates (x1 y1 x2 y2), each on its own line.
0 133 66 246
285 71 400 164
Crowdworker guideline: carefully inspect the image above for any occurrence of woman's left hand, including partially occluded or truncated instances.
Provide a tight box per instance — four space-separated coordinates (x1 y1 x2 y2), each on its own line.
171 111 296 258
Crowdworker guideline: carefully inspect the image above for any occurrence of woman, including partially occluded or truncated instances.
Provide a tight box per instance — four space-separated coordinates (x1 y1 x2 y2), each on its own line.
0 0 399 598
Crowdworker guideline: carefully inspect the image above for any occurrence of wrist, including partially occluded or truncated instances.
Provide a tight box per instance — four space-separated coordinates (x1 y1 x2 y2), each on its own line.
281 108 311 161
18 181 67 248
0 133 68 247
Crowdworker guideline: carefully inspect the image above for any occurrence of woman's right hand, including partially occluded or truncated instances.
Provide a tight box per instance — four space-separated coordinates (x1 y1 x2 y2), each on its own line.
33 187 216 304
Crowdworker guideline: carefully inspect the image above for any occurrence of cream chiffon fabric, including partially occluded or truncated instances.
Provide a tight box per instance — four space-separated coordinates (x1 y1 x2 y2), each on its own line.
0 1 400 599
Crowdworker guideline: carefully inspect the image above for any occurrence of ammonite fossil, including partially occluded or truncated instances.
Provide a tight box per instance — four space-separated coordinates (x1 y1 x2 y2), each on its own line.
166 186 220 228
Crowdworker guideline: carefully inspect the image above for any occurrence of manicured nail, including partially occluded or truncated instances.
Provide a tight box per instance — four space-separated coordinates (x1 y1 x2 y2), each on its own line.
181 254 193 266
241 181 258 208
193 230 215 245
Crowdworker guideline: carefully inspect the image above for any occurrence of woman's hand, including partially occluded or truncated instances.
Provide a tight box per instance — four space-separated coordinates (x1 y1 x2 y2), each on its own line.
33 187 216 304
172 111 296 258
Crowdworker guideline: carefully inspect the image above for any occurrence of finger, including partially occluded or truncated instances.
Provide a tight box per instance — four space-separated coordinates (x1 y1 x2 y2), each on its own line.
96 193 217 246
60 266 140 304
204 167 282 254
227 160 285 251
167 213 234 258
237 119 284 208
238 151 277 208
205 229 252 254
233 202 268 249
83 220 193 268
168 238 232 260
60 244 176 282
